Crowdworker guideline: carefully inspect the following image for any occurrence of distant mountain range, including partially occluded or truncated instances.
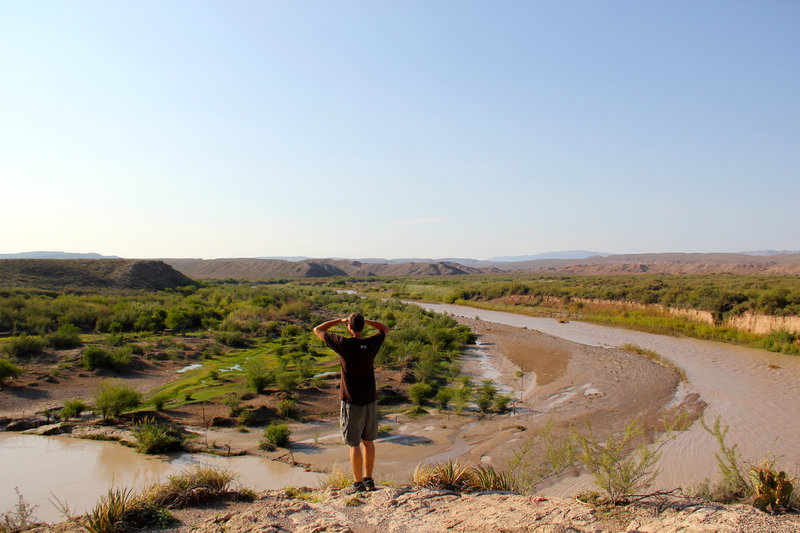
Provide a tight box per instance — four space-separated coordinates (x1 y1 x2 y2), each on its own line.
4 251 800 280
0 251 120 259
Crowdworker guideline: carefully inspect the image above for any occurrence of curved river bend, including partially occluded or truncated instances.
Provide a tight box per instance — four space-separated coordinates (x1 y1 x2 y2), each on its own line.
418 302 800 489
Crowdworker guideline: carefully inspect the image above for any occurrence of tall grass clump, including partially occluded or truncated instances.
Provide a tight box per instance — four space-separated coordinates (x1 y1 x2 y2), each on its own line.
132 417 183 454
412 460 516 492
93 380 141 420
83 487 139 533
144 466 238 508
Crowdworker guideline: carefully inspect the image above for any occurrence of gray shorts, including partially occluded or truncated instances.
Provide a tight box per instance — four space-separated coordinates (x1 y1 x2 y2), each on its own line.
340 400 378 447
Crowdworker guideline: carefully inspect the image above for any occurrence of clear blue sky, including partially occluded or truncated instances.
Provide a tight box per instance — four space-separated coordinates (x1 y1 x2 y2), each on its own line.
1 1 798 259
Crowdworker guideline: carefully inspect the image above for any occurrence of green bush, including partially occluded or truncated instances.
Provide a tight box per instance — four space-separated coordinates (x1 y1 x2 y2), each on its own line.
435 387 454 411
277 399 296 418
408 382 433 406
93 381 142 420
60 398 87 419
83 345 132 372
46 323 83 349
214 331 248 348
276 371 299 393
150 391 172 411
259 422 291 451
222 394 241 416
244 358 273 394
3 335 44 358
0 358 23 384
237 408 256 427
494 394 512 413
132 417 183 454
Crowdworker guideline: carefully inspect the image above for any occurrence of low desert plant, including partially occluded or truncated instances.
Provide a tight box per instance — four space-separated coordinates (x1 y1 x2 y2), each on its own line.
435 386 454 411
571 420 662 505
408 382 432 406
47 323 83 349
237 408 256 427
144 466 236 508
323 464 352 490
275 371 299 393
494 394 512 413
3 335 44 358
749 460 795 513
277 398 296 418
259 422 291 451
469 464 517 492
244 358 273 394
1 487 39 532
93 380 142 420
222 394 241 416
132 417 183 454
60 398 87 419
0 358 23 384
412 459 473 491
150 391 172 411
83 487 139 533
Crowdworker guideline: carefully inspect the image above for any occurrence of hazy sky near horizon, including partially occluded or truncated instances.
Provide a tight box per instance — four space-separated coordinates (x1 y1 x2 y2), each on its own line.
2 1 798 260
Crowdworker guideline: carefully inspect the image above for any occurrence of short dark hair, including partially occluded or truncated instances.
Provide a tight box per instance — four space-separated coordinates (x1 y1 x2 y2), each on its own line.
347 312 365 333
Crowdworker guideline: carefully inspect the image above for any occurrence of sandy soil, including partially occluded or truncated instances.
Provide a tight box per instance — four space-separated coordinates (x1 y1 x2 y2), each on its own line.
32 487 800 533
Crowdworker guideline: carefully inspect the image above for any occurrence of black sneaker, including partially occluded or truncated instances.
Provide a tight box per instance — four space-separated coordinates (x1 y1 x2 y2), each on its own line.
363 477 376 491
346 481 366 494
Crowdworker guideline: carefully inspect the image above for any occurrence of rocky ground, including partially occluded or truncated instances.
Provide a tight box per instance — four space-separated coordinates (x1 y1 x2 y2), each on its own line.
32 486 800 533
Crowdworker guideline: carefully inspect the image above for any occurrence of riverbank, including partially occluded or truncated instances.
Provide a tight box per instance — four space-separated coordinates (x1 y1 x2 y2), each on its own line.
31 485 800 533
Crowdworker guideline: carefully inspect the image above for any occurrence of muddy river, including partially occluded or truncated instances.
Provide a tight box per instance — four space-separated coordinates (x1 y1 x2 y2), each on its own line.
418 302 800 491
0 433 321 523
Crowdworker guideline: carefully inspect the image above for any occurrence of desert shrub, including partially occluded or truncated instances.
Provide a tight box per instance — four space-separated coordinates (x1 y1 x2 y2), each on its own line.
244 358 273 394
435 387 454 411
93 380 142 420
222 394 241 416
700 416 751 501
281 324 302 338
277 399 296 418
150 391 172 411
0 358 23 384
494 394 512 413
259 422 291 451
132 417 183 454
104 333 126 347
46 323 83 349
3 335 44 358
82 345 131 372
453 384 471 413
571 420 661 504
1 487 39 532
215 330 248 348
275 371 299 393
475 395 492 413
408 382 433 406
237 408 256 427
60 398 87 419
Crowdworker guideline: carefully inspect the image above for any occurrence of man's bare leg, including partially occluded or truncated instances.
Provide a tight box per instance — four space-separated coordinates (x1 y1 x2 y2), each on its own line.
362 440 375 479
349 445 364 483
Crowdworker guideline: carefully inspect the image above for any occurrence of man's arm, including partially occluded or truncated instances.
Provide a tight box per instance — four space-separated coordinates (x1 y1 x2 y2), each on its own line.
365 319 389 337
313 317 347 341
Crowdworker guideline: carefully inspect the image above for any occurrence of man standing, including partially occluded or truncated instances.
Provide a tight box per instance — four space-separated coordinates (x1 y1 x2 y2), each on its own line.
314 312 389 493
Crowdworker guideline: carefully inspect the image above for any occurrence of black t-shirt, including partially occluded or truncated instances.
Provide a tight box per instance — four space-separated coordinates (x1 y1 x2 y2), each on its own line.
323 330 385 405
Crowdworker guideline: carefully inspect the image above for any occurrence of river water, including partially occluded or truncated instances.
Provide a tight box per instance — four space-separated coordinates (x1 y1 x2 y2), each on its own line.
0 433 321 524
417 302 800 490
